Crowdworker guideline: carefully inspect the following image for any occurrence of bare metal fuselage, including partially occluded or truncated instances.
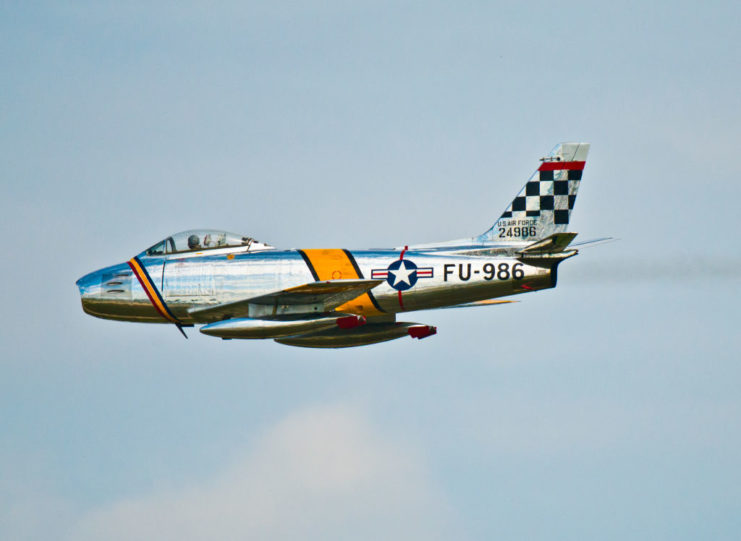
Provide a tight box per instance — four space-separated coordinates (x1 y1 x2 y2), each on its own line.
78 247 558 325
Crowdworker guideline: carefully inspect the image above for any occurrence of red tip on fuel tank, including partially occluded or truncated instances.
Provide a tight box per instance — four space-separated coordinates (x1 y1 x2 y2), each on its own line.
336 315 367 330
408 325 437 339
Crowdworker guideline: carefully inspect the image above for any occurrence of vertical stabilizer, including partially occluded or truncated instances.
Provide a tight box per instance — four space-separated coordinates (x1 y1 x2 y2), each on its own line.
477 142 590 243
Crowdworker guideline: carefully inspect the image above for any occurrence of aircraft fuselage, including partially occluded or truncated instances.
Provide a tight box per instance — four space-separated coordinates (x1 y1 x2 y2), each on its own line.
77 247 556 324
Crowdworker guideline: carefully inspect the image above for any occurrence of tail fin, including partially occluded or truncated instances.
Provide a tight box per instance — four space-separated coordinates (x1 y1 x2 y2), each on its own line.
477 142 590 243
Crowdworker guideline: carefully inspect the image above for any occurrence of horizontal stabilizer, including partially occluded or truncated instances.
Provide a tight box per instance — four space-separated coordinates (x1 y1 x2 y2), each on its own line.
515 232 578 266
570 237 616 249
189 279 382 322
518 232 578 255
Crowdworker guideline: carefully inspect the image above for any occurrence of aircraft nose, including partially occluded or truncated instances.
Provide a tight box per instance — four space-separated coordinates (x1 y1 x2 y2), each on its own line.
76 263 134 319
76 270 102 297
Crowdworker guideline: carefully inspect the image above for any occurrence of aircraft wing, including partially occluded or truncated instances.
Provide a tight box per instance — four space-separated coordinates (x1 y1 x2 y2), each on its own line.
188 279 383 322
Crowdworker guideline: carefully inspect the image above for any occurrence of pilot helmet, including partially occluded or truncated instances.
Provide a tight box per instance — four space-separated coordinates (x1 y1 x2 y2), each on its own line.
187 234 200 249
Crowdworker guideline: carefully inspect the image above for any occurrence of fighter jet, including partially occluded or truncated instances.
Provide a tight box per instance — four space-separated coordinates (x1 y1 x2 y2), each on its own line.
77 142 605 348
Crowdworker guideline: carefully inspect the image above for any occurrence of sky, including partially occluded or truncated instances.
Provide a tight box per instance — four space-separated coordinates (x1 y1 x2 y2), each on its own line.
1 1 740 539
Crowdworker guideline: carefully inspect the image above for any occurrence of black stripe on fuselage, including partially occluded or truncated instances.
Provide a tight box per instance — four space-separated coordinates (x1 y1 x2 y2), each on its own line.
297 249 320 281
343 249 385 313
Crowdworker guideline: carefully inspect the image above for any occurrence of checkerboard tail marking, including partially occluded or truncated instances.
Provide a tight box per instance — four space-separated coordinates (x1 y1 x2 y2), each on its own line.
477 142 590 243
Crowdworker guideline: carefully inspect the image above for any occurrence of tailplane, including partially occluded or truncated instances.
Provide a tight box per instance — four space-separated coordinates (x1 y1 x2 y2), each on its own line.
477 142 590 244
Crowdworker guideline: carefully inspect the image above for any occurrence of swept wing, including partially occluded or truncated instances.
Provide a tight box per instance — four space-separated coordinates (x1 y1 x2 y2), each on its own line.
188 279 383 323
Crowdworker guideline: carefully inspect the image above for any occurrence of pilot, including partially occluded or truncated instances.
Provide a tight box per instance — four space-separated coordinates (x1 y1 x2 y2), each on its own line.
187 234 201 250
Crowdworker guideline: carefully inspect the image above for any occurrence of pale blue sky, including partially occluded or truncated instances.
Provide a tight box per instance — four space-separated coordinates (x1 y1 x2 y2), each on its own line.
1 2 740 539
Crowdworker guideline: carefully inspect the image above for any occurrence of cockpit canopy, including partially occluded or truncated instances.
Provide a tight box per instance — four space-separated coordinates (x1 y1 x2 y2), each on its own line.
142 230 270 256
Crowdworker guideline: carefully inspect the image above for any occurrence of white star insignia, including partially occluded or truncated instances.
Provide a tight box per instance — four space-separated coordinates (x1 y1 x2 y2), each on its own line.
389 260 415 287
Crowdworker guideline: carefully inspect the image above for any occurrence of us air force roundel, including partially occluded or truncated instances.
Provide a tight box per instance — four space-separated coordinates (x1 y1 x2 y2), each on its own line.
371 259 434 291
387 259 417 291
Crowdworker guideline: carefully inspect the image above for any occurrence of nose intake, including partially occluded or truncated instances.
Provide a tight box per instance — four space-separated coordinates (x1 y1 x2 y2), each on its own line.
76 263 134 320
76 270 102 297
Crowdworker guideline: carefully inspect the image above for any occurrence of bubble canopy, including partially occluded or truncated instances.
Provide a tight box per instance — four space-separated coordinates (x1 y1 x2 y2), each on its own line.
141 230 260 256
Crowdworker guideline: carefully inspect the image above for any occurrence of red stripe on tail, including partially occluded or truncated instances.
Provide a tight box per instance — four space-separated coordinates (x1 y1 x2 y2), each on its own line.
538 161 585 171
